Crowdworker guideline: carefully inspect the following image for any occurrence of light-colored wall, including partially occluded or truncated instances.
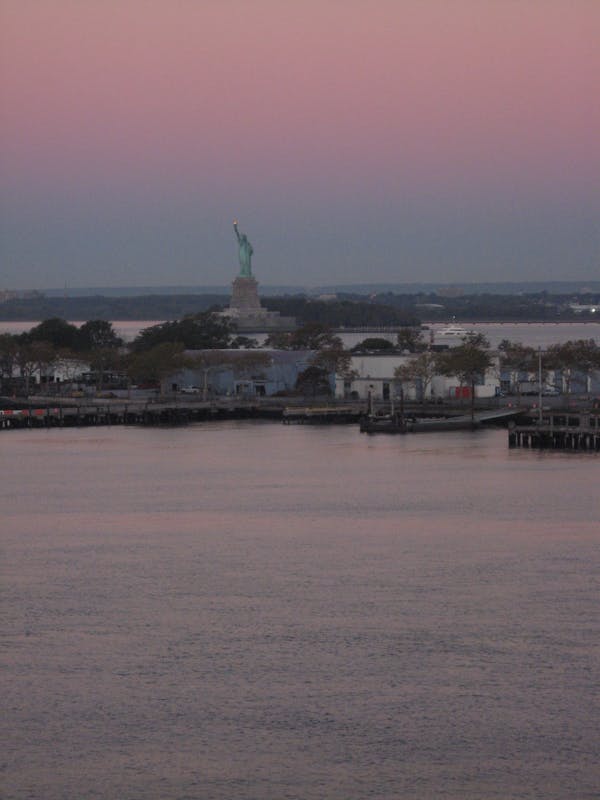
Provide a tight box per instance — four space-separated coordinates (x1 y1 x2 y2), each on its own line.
336 353 501 400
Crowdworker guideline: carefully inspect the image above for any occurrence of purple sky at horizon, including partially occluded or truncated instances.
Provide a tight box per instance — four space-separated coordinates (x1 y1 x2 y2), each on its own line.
1 0 599 290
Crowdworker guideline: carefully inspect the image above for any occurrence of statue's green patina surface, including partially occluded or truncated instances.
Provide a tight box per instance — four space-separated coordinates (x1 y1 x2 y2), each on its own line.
233 220 254 277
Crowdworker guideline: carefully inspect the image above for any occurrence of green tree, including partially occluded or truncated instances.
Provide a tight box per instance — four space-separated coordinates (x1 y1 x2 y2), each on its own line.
310 346 355 382
0 334 19 387
30 341 58 388
16 342 57 395
230 335 259 349
295 365 332 398
87 348 124 392
394 352 438 401
21 318 80 350
265 323 342 351
71 320 124 391
132 312 235 352
436 334 492 418
263 331 293 349
498 340 537 396
545 339 600 394
125 343 191 389
77 320 123 351
16 346 37 395
292 323 342 350
396 327 425 353
351 337 395 353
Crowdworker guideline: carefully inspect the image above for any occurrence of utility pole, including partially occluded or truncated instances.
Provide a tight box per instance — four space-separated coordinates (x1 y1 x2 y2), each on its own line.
538 347 543 423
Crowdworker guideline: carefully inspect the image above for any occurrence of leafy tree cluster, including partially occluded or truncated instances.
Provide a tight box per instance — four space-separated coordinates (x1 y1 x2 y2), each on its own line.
264 322 342 351
0 314 273 396
394 352 439 400
435 334 493 395
131 313 236 352
0 319 124 394
394 336 600 404
19 318 123 351
394 334 493 414
497 338 600 394
545 339 600 394
349 329 426 354
544 339 600 372
351 337 396 353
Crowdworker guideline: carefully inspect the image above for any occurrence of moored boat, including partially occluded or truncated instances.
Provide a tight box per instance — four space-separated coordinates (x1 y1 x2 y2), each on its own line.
438 325 473 337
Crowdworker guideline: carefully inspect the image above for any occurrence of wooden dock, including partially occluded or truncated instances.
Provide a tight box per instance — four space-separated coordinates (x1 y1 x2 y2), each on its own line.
282 405 364 424
0 397 287 429
0 396 372 430
509 410 600 450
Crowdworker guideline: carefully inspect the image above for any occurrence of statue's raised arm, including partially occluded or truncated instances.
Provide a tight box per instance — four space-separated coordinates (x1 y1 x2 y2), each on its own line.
233 220 253 278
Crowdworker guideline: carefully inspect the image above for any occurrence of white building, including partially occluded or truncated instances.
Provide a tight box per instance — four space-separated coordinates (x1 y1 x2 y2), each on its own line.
335 353 501 401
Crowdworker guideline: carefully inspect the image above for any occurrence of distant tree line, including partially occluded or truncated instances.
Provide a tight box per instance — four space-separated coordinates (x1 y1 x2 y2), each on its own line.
262 297 420 327
369 291 600 321
0 294 228 322
1 290 598 323
0 292 421 326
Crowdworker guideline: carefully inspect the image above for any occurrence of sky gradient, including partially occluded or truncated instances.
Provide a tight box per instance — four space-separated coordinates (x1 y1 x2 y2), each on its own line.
1 0 599 289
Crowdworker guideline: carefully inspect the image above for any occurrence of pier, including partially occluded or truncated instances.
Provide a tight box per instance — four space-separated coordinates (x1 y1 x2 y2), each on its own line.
0 396 492 430
3 396 598 451
509 410 600 450
0 397 290 429
282 405 363 424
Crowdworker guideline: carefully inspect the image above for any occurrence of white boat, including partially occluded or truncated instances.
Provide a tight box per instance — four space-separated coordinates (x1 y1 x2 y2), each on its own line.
438 325 473 337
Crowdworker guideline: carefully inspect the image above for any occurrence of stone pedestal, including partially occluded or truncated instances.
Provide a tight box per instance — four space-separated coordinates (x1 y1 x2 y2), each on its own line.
222 271 296 331
230 276 261 311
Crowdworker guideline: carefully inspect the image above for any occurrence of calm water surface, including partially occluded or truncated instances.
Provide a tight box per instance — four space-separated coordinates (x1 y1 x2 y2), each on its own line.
2 423 599 799
1 320 599 348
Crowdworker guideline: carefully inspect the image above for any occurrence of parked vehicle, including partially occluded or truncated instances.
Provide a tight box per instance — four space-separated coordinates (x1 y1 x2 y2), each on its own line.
520 383 561 396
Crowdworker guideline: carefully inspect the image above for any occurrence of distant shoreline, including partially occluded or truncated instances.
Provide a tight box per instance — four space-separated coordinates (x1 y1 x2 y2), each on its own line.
20 280 600 297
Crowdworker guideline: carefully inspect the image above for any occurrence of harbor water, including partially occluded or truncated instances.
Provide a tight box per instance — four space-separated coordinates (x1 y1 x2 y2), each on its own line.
2 422 599 799
1 320 599 348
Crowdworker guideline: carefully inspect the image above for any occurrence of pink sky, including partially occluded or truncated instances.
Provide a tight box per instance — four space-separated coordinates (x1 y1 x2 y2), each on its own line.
1 0 599 287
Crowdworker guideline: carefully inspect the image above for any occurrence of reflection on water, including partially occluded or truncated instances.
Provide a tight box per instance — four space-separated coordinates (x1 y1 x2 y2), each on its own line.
2 423 599 799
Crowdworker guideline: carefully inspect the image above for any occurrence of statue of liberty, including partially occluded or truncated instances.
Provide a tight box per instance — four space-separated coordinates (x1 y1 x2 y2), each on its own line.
233 220 254 278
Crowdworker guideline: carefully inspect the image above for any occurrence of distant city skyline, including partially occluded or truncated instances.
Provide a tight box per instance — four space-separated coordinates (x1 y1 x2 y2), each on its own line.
1 1 599 290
